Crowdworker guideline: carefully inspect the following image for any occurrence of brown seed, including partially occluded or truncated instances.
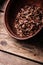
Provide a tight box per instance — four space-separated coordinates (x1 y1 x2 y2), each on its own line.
17 12 20 18
15 24 18 28
14 5 43 38
29 31 33 36
19 20 23 25
26 15 29 19
22 24 25 28
42 18 43 23
24 20 28 23
21 8 24 12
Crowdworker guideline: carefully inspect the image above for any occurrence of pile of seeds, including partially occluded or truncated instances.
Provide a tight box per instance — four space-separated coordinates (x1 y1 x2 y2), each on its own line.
14 5 43 38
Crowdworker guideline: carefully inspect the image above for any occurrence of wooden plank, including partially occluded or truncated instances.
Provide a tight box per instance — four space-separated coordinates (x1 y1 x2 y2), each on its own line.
0 51 41 65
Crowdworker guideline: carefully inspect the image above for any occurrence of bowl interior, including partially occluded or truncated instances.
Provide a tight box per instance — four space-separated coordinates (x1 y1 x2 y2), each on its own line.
5 0 43 40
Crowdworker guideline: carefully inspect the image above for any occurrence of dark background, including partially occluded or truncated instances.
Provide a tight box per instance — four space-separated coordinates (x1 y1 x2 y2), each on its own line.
0 0 6 9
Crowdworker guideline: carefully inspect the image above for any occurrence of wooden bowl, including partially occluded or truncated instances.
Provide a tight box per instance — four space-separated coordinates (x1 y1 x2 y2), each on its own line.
4 0 43 40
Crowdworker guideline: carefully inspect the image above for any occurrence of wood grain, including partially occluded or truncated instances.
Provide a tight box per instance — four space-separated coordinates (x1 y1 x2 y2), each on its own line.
0 51 41 65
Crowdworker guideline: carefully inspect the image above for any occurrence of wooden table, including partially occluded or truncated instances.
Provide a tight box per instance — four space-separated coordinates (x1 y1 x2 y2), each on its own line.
0 0 43 64
0 50 41 65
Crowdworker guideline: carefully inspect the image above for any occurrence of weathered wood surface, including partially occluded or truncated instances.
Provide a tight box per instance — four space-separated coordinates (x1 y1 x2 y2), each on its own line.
0 1 43 63
0 51 41 65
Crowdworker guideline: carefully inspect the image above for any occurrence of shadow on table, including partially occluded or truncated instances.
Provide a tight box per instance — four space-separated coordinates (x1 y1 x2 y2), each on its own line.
16 28 43 50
